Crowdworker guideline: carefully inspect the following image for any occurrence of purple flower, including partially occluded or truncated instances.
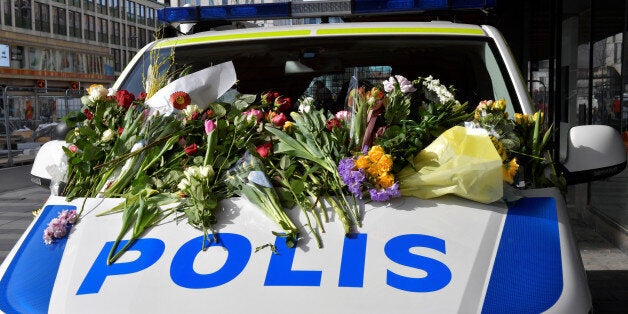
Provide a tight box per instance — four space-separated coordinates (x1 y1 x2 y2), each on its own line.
338 157 367 199
43 210 78 245
368 182 401 202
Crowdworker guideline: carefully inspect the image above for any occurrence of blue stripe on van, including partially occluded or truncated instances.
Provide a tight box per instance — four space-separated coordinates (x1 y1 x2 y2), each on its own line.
0 205 76 314
482 197 563 313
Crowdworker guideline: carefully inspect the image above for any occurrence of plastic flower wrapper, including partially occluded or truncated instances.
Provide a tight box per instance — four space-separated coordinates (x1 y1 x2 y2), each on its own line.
224 151 299 248
397 126 503 204
144 61 237 116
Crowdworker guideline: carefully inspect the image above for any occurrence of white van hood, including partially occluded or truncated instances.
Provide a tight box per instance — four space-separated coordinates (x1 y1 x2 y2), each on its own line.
0 190 590 313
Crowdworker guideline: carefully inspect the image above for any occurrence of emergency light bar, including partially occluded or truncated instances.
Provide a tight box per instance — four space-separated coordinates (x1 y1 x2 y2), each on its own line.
158 0 496 24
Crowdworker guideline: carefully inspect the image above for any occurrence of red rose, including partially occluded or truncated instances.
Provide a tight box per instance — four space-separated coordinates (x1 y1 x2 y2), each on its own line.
83 109 94 120
326 118 341 131
261 91 279 106
116 90 135 109
137 92 147 100
256 142 273 158
184 143 198 155
271 112 287 127
274 96 292 112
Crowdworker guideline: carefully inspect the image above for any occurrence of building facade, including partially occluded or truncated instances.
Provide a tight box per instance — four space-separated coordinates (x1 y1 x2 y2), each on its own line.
1 0 164 131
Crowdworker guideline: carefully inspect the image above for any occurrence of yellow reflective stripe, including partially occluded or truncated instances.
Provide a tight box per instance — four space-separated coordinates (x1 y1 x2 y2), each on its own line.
154 30 312 48
316 27 484 36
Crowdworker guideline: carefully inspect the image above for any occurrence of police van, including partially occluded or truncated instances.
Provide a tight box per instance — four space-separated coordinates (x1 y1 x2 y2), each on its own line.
2 1 627 313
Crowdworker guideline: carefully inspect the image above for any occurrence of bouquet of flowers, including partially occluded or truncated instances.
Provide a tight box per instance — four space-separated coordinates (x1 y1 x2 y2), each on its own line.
47 58 563 261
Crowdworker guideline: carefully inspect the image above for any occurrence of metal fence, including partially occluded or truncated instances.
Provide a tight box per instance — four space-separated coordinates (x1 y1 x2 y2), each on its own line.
1 86 84 167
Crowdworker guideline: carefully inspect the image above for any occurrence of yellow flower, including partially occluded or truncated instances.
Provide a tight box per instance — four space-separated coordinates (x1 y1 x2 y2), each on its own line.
376 173 395 189
282 121 294 132
502 157 519 184
366 165 380 178
375 154 393 174
514 113 526 125
368 146 385 163
492 99 506 111
355 155 371 169
491 136 507 160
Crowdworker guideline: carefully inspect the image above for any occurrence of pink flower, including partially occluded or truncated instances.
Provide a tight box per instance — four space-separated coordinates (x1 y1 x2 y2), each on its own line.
244 109 264 123
256 142 273 158
271 112 287 127
43 209 78 245
335 110 350 122
204 120 216 135
69 145 78 153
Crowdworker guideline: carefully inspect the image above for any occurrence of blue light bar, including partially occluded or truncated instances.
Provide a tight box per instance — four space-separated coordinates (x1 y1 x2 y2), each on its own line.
353 0 446 14
158 2 291 23
157 1 497 24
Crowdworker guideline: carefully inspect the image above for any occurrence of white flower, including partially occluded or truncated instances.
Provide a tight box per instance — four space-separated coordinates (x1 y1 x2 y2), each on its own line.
87 84 108 102
177 178 190 191
182 104 201 119
298 97 314 113
395 75 416 93
101 129 115 142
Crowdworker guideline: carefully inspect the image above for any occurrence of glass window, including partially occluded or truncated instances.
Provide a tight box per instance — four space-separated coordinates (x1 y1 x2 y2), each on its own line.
52 7 66 35
34 2 50 33
128 25 136 48
112 21 120 45
69 0 81 7
110 0 119 18
69 10 81 38
126 0 135 22
15 0 33 30
120 37 522 116
84 0 94 11
138 4 145 25
85 14 95 40
97 0 107 15
3 1 12 26
138 27 147 47
147 8 154 27
98 18 108 43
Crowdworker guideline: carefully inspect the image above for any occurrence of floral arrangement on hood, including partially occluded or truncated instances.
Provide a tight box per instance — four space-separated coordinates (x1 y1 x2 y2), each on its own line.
51 61 560 261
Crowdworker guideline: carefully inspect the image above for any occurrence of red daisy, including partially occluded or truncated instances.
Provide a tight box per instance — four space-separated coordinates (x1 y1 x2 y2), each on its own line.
169 91 191 110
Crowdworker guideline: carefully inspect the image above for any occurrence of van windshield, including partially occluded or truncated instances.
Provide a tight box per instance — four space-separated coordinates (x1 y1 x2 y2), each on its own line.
119 36 520 115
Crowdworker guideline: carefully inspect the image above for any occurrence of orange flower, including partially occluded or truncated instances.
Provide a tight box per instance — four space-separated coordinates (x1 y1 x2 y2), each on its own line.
366 165 380 178
355 155 371 169
376 173 395 189
170 91 191 110
375 154 393 174
367 145 385 163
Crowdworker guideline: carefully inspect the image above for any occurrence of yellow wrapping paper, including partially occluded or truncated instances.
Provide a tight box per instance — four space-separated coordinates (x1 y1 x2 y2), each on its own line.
397 126 503 203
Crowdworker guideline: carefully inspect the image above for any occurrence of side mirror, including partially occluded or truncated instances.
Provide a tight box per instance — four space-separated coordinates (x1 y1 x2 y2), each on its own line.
559 124 627 184
30 140 68 195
